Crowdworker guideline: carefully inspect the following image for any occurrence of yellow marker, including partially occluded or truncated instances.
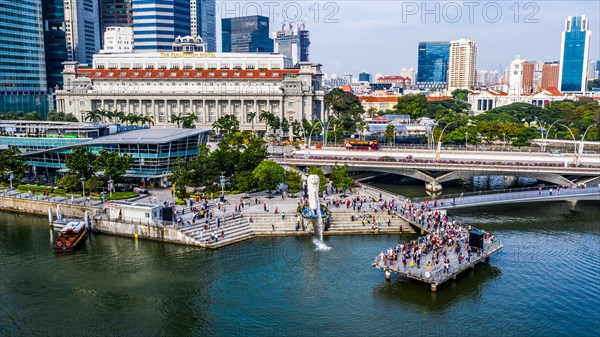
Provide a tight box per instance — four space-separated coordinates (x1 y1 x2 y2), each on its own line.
134 233 138 239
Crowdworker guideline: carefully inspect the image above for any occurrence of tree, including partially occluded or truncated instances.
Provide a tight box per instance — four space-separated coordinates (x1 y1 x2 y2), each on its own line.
280 118 290 135
324 88 364 133
94 149 132 183
171 113 184 128
307 166 327 192
291 120 302 137
212 114 240 134
285 170 302 193
384 124 396 146
85 109 103 123
247 111 257 131
329 164 354 195
512 127 538 147
252 160 285 194
84 175 103 193
588 79 600 91
171 158 193 200
65 147 97 178
259 110 274 134
58 174 80 191
0 147 28 184
394 94 428 119
451 89 470 101
141 115 154 126
233 170 255 194
182 113 198 129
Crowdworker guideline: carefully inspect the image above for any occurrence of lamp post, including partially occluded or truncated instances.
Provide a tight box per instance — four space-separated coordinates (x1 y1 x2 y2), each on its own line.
536 118 561 151
8 170 13 190
80 177 86 199
578 124 597 163
322 117 339 147
558 124 577 164
503 133 506 148
307 121 323 158
219 172 226 201
436 121 455 160
465 131 469 149
108 179 113 198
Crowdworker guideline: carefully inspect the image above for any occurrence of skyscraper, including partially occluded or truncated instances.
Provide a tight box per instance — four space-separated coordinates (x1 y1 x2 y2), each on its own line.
132 0 190 51
273 24 310 66
222 16 273 53
64 0 101 64
447 39 477 90
358 72 372 82
42 0 68 89
100 1 132 41
522 60 534 94
558 15 591 92
0 0 50 114
191 0 215 51
542 62 560 89
416 41 450 88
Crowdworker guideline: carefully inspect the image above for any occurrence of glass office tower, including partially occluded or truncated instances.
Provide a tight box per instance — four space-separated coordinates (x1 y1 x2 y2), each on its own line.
222 16 273 53
0 0 50 115
416 41 450 89
559 15 591 92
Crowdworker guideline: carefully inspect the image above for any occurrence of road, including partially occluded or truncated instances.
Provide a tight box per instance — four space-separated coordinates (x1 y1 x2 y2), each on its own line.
293 147 600 166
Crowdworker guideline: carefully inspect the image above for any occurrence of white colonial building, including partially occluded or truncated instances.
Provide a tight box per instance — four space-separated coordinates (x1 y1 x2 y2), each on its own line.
55 37 325 128
468 87 571 114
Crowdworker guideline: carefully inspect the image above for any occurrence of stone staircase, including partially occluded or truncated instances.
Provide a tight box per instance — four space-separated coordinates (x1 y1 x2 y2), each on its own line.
245 213 307 236
177 214 255 248
326 211 414 235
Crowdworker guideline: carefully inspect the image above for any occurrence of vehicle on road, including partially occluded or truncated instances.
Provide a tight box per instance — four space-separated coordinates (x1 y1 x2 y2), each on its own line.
548 150 563 157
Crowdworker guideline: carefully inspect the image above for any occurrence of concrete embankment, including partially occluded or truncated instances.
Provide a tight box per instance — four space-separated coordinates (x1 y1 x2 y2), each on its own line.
0 195 92 219
92 219 204 247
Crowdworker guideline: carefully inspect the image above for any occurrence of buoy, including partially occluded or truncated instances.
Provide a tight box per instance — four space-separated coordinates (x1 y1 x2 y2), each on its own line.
425 271 431 279
134 233 138 239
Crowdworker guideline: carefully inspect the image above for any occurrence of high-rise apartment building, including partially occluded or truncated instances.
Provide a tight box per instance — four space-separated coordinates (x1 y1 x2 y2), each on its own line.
132 0 216 52
191 0 215 51
100 0 132 35
272 24 310 66
416 41 450 88
447 39 477 90
522 60 534 94
542 62 560 89
222 16 273 53
0 0 51 114
100 27 133 53
64 0 101 64
559 15 591 92
42 0 68 89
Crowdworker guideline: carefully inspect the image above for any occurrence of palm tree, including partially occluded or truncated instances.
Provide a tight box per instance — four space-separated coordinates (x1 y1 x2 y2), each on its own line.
141 115 154 126
114 110 125 124
171 113 183 128
182 113 198 129
84 109 101 124
259 110 273 135
247 111 257 131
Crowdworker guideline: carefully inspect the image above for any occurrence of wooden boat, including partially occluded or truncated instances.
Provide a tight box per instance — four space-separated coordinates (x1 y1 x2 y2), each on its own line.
53 221 87 251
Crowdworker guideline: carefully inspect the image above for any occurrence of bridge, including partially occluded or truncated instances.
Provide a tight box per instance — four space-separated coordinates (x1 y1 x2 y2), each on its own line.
412 185 600 210
274 147 600 191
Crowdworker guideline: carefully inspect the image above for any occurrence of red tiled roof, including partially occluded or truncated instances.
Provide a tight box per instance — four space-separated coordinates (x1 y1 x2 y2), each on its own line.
358 96 399 103
539 87 563 96
378 76 408 80
426 96 453 101
341 85 353 92
76 68 299 80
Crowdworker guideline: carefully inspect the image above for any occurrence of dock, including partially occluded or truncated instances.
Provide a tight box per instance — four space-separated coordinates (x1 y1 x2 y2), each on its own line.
372 229 503 291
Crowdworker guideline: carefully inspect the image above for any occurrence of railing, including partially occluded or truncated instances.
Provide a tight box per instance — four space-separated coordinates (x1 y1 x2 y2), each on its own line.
0 189 102 208
277 156 600 170
413 185 599 206
93 213 183 229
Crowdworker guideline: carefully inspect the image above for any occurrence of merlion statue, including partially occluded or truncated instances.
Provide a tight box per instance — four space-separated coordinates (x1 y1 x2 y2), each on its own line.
307 175 320 212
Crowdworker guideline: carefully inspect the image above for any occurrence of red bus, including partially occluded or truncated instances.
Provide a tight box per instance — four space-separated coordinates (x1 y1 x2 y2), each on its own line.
345 140 379 151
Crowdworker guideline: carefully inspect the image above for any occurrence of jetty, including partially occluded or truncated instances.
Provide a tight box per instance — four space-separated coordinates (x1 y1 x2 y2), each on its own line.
373 237 503 291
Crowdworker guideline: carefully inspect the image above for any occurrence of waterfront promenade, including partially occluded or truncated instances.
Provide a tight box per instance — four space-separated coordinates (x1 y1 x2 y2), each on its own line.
0 185 415 249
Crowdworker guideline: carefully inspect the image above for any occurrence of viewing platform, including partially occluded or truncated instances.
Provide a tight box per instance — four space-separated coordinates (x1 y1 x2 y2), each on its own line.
373 242 504 291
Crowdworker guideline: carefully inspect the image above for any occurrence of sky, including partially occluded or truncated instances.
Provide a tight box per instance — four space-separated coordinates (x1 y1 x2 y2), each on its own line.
217 0 600 76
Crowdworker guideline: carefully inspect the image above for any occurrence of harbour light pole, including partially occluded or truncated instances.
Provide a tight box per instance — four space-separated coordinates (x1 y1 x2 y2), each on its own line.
436 121 455 160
